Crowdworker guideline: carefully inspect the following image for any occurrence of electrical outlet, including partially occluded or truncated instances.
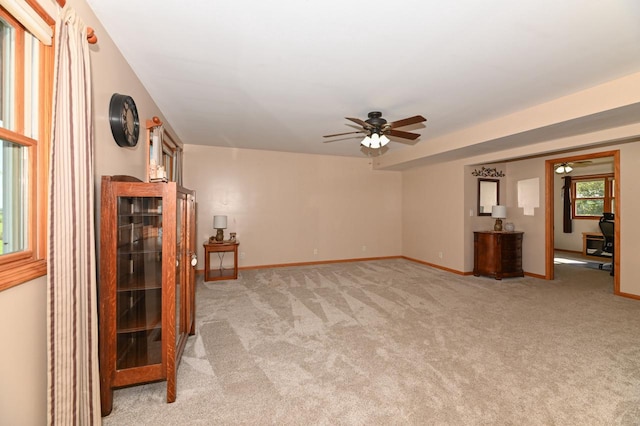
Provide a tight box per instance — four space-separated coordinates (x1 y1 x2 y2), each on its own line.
438 251 443 259
313 248 318 255
240 252 245 259
362 245 367 252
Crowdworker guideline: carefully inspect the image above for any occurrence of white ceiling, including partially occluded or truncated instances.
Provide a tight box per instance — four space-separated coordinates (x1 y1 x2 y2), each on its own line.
86 0 640 159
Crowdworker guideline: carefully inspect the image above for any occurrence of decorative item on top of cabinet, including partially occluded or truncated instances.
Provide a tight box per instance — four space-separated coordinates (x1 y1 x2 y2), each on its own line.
146 117 167 182
473 231 524 280
99 175 197 416
146 117 184 184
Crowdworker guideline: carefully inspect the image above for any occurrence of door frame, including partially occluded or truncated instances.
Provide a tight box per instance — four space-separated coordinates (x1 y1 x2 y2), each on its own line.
545 149 620 293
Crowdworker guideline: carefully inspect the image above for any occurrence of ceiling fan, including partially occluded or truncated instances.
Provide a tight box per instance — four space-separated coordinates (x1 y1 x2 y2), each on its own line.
323 111 426 149
554 160 592 174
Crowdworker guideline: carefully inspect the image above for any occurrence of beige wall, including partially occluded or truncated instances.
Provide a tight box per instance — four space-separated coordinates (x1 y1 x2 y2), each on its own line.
402 140 640 295
502 159 546 274
618 142 640 295
0 0 174 423
183 145 402 269
402 160 508 273
402 160 468 270
0 276 47 425
3 1 640 425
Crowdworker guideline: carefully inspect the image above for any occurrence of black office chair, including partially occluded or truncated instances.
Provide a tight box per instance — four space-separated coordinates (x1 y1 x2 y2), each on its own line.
599 213 614 276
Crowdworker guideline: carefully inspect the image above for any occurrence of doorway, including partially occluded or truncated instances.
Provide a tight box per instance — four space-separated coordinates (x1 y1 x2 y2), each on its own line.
545 150 620 294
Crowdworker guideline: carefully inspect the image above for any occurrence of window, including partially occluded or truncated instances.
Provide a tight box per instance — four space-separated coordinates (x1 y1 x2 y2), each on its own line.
572 174 615 219
0 5 53 291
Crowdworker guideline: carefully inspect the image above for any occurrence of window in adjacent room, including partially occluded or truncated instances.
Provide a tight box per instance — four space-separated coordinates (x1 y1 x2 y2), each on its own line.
0 5 53 291
572 174 615 219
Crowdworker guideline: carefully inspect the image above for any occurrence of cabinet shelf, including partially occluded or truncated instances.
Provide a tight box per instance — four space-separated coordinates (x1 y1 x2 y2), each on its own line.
117 321 162 334
117 264 163 291
207 268 237 280
117 238 163 254
117 252 162 290
118 213 162 218
116 289 162 332
116 330 162 369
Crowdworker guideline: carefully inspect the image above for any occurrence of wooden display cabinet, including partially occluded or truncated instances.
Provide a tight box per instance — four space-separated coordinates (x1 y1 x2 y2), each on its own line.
99 175 197 416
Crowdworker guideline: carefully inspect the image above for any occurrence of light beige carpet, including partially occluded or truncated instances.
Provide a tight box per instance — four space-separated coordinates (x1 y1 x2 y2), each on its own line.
103 258 640 425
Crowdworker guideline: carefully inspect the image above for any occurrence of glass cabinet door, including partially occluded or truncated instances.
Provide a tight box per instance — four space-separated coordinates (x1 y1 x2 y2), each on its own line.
175 191 194 353
116 195 163 369
175 195 184 349
186 193 196 335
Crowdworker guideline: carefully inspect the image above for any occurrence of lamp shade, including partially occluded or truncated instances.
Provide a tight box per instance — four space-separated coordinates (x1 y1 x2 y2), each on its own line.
361 133 390 149
361 136 372 147
491 205 507 219
370 133 381 149
555 164 573 174
213 215 227 229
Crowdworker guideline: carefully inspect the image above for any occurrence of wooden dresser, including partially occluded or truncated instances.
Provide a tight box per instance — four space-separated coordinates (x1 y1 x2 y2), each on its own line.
473 231 524 280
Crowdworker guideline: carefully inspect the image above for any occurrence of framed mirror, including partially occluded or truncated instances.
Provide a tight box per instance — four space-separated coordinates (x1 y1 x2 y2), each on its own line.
478 178 499 216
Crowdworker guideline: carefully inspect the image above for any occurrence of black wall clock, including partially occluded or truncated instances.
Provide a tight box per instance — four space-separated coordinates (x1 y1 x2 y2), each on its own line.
109 93 140 147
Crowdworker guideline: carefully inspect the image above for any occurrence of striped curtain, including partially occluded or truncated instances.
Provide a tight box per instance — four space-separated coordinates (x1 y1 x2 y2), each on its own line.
562 176 572 233
47 7 100 425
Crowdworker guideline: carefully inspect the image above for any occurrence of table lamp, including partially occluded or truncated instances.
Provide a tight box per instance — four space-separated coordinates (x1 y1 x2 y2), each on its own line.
491 205 507 231
213 215 227 242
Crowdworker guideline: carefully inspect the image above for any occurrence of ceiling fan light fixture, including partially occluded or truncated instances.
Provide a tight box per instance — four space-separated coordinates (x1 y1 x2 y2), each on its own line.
328 112 426 153
555 163 573 174
361 132 389 149
360 135 372 148
370 133 381 149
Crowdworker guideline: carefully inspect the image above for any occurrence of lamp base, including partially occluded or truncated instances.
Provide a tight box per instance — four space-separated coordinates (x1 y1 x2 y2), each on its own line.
494 218 503 232
215 228 224 242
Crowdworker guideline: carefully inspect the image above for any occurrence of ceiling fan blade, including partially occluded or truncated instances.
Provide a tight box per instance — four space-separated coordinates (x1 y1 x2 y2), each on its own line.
323 130 367 138
323 136 363 143
387 129 421 140
345 117 373 128
388 115 426 129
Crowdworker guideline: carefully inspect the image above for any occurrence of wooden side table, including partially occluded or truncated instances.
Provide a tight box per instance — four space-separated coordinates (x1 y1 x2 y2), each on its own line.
582 232 607 261
203 241 239 282
473 231 524 280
